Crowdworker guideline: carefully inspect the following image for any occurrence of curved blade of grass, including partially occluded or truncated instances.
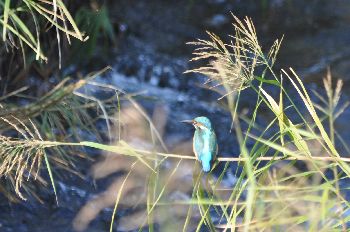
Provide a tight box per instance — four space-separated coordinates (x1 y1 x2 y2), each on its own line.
56 0 83 40
148 159 182 214
109 161 138 232
9 12 36 44
2 0 10 41
183 163 202 232
0 18 47 60
43 152 58 204
23 0 84 41
284 68 350 176
260 86 311 156
81 141 156 173
255 76 280 86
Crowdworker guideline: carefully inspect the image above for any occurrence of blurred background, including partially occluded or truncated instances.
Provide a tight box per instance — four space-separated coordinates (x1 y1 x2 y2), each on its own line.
1 0 350 231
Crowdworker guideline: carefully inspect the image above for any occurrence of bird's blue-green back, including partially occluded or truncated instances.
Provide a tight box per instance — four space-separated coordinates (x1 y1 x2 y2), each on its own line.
192 117 218 172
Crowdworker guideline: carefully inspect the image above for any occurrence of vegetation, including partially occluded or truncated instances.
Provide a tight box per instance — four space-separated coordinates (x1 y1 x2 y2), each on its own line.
0 0 114 96
0 2 349 231
0 0 87 78
184 15 350 231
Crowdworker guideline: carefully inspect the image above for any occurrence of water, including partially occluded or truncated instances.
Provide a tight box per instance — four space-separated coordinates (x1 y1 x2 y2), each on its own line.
2 0 350 231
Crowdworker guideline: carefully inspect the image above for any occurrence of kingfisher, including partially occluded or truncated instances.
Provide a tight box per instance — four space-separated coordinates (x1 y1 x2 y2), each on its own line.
182 116 218 172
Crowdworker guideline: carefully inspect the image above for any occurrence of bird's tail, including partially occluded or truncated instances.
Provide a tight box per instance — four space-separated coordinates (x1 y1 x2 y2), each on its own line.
201 161 211 172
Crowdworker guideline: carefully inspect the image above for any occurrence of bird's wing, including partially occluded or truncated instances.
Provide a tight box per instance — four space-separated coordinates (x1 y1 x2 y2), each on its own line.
193 132 203 160
209 131 218 158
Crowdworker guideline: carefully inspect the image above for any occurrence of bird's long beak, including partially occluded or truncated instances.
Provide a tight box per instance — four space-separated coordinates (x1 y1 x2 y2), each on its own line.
181 120 194 124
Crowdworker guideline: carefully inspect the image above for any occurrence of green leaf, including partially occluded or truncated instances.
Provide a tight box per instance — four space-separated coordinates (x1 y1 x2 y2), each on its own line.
44 153 58 204
255 76 280 86
2 0 10 41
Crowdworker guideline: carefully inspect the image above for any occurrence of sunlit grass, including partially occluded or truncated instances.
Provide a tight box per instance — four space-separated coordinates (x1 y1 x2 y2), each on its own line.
0 0 86 63
184 14 350 231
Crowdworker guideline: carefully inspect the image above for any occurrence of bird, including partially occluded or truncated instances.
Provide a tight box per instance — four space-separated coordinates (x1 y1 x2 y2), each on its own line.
182 116 218 172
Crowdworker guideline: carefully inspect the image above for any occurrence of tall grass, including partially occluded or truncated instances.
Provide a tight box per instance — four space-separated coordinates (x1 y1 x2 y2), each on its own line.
0 0 114 95
1 13 350 231
0 67 113 201
0 0 86 63
184 14 350 231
